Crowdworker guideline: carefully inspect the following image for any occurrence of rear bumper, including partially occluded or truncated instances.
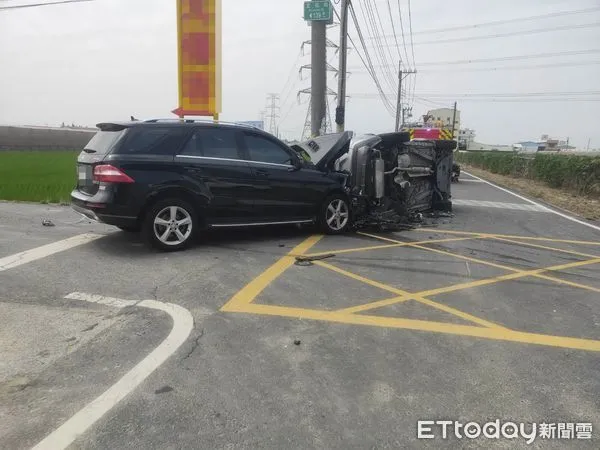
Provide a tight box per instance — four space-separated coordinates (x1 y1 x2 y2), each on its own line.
71 189 139 228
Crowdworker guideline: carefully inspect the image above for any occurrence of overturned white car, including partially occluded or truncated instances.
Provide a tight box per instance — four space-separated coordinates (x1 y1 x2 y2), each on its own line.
289 131 455 230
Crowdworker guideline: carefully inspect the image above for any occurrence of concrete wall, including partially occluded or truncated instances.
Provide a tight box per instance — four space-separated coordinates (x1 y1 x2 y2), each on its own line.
0 126 96 151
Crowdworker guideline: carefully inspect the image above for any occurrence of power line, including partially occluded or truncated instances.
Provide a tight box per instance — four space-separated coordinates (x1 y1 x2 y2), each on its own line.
396 0 411 66
365 95 600 103
406 0 415 64
352 90 600 98
348 49 600 68
419 91 600 98
406 0 416 107
357 0 397 96
374 23 600 47
346 2 396 115
352 60 600 74
406 6 600 36
385 0 403 66
370 0 401 77
0 0 93 10
417 60 600 73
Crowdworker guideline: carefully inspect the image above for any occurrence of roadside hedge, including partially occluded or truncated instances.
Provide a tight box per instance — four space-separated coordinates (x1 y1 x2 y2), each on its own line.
455 151 600 197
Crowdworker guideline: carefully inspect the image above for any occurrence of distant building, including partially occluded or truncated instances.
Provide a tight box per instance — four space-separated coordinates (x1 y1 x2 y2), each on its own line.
514 135 573 152
458 128 475 150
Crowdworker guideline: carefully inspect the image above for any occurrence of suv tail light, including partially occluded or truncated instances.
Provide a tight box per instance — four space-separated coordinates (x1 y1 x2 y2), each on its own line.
93 165 135 183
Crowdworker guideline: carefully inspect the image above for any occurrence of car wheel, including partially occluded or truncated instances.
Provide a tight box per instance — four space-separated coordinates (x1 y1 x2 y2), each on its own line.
319 194 350 234
143 198 197 251
117 225 140 232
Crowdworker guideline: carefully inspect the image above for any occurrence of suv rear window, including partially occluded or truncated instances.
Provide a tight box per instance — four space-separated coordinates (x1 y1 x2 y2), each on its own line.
115 127 189 155
84 130 126 155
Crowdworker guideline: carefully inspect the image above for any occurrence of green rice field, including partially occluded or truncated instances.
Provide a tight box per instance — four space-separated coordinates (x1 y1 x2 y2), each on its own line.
0 151 78 203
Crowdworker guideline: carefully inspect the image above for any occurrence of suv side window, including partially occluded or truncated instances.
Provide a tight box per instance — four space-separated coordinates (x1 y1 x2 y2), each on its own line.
181 128 240 160
244 133 293 165
117 127 188 155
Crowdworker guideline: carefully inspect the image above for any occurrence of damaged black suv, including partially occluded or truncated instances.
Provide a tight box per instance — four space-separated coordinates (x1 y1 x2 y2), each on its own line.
71 119 454 251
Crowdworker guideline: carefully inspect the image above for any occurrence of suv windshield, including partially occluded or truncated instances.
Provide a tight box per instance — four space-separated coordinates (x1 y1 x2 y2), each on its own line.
84 130 127 155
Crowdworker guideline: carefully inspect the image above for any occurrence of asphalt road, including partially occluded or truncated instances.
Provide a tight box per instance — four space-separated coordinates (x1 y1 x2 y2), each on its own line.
1 173 599 449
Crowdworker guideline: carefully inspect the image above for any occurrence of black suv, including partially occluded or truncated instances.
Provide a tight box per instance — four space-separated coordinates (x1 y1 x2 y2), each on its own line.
71 120 352 251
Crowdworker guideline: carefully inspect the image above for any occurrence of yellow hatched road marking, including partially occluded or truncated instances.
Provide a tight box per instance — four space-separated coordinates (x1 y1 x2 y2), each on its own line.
220 233 600 352
412 228 600 246
302 236 479 258
314 261 507 329
359 232 600 295
221 235 323 312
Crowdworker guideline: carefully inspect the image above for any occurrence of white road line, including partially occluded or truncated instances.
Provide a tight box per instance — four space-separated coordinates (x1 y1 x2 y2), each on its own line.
464 171 600 232
0 233 102 272
457 179 484 183
452 199 548 212
65 292 138 308
32 294 194 450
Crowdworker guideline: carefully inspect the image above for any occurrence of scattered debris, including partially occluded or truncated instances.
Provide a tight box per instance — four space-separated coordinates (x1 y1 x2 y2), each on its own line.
65 337 77 342
294 253 335 266
41 219 55 227
81 322 98 332
278 243 285 247
155 385 174 394
0 376 32 394
426 211 454 218
293 339 301 346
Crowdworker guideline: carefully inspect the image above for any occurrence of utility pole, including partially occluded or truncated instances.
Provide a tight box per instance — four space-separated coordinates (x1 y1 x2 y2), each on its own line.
264 94 280 137
395 61 403 132
395 62 417 132
310 0 327 137
335 0 349 133
587 138 591 151
451 101 457 138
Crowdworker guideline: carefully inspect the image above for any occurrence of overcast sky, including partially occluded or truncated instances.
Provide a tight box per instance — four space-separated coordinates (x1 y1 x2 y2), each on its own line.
0 0 599 148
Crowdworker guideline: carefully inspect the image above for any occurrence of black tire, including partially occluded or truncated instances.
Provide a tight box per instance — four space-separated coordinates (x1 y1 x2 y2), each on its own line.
117 225 140 232
142 198 197 252
318 193 351 235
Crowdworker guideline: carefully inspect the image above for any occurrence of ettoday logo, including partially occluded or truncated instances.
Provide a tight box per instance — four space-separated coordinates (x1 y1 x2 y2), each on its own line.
417 420 593 444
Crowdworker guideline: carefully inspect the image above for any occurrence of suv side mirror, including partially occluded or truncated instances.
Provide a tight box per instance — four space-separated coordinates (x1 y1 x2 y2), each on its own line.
288 156 303 171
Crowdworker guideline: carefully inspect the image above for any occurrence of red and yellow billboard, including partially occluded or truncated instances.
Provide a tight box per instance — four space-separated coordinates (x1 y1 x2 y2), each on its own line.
172 0 222 118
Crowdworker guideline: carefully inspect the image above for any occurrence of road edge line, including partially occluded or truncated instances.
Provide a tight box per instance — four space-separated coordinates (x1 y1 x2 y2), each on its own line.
32 299 194 450
462 171 600 232
0 233 103 272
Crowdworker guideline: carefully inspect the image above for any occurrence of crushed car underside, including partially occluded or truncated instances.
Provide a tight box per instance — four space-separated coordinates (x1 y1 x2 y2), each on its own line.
290 131 456 230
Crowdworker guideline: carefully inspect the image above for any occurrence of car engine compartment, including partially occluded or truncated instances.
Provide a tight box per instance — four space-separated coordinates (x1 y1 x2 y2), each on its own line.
291 131 456 230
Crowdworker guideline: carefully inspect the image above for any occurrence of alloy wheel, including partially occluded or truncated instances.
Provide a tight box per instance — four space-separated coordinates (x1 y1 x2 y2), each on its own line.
325 199 349 231
153 206 193 246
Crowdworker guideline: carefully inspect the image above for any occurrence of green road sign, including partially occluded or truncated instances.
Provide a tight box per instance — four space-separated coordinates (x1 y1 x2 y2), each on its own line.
303 1 332 22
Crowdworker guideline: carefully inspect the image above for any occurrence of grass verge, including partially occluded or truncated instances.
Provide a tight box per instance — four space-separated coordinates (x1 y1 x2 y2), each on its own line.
462 164 600 221
0 151 78 203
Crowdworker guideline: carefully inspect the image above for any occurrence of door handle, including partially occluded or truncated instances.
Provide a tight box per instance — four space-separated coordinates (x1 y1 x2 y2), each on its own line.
184 166 202 173
255 169 269 177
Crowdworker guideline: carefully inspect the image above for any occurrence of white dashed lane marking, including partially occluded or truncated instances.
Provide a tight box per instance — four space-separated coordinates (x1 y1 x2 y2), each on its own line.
452 199 549 212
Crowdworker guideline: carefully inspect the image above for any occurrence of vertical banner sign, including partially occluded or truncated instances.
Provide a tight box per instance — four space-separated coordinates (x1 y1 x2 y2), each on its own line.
172 0 222 118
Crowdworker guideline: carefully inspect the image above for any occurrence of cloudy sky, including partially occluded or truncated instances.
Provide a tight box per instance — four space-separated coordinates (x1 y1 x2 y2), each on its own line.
0 0 599 148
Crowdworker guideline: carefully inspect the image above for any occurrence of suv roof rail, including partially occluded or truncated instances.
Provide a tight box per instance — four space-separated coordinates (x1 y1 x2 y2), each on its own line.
143 118 262 129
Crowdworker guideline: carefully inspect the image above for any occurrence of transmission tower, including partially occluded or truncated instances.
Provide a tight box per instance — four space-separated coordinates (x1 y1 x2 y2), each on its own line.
264 94 280 137
299 88 337 140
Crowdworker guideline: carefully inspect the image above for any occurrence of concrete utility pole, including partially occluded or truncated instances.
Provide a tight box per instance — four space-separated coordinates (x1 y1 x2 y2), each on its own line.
395 62 417 132
335 0 349 133
451 101 457 138
311 0 327 137
265 94 280 137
